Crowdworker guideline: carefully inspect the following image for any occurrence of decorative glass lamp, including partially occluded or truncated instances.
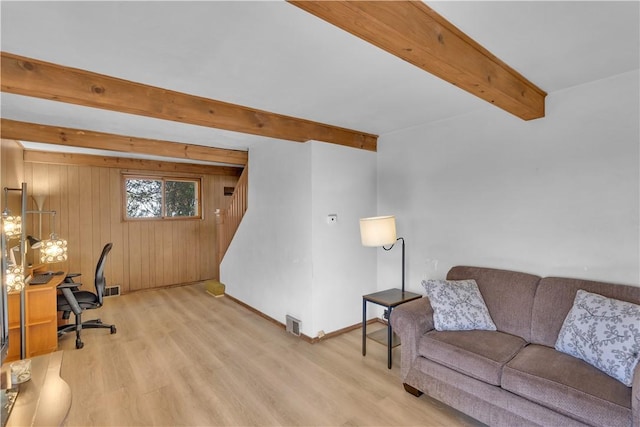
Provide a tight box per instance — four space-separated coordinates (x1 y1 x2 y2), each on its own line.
40 211 68 263
2 215 21 239
2 187 22 239
40 235 68 263
6 264 25 292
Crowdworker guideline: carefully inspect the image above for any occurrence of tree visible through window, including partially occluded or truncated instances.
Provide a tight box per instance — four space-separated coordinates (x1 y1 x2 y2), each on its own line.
124 176 201 219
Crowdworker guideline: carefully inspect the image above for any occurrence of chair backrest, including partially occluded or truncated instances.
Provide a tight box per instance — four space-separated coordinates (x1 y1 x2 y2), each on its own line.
94 243 113 305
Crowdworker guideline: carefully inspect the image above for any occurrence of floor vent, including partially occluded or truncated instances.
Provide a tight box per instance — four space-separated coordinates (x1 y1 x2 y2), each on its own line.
104 285 121 297
285 315 301 336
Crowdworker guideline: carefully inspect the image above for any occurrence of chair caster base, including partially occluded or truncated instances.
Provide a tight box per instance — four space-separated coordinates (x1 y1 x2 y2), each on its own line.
76 339 84 349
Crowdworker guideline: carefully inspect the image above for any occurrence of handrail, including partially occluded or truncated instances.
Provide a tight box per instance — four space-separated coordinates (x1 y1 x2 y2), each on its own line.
215 165 248 264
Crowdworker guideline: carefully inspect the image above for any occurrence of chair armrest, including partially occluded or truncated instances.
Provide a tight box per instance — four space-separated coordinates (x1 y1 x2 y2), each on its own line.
57 282 82 289
632 361 640 427
57 285 82 315
64 273 81 283
390 297 434 380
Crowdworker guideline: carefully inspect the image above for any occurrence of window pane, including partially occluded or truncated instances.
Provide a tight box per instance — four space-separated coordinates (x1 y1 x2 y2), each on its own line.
126 179 162 218
165 180 198 217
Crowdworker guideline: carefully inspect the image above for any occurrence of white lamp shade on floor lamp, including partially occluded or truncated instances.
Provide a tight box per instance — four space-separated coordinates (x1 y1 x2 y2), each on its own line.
359 215 406 292
359 215 397 247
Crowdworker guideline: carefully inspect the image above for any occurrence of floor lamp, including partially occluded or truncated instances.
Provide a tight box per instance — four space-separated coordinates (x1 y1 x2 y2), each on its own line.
359 215 406 293
2 183 27 358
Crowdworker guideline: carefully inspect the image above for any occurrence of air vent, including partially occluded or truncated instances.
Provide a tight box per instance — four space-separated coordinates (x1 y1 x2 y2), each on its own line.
104 285 120 297
285 315 301 336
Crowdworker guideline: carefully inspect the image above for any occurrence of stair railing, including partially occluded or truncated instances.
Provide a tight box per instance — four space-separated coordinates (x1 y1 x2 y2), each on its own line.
215 165 248 264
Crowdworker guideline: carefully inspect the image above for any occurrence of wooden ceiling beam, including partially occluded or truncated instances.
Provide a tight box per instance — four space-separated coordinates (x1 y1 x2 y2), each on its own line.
289 1 546 120
1 51 378 151
1 118 248 166
23 150 242 176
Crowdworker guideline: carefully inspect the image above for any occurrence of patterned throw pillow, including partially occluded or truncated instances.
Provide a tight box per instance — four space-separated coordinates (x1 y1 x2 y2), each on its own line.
421 279 497 332
555 290 640 387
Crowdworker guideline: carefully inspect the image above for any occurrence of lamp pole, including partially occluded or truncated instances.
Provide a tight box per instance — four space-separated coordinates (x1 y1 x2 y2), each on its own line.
400 237 405 293
20 183 27 359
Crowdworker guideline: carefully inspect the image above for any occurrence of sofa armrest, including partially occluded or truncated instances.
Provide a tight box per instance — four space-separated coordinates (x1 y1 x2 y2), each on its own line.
389 297 434 380
633 361 640 427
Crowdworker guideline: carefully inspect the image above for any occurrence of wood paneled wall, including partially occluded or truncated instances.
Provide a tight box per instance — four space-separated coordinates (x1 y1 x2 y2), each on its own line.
1 139 24 205
22 161 239 294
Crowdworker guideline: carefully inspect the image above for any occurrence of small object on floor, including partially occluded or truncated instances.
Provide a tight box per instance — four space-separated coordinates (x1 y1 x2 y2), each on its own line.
10 359 31 384
205 280 225 297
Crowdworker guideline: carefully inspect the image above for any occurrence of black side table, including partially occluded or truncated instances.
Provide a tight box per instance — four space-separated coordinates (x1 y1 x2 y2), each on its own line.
362 288 422 369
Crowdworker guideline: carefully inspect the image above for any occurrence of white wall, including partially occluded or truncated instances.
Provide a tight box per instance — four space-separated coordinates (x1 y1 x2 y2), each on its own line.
377 70 640 291
222 139 314 330
221 139 377 337
310 142 378 335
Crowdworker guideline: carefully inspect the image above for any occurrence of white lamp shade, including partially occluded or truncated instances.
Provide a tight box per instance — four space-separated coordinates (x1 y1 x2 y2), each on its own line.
360 215 397 247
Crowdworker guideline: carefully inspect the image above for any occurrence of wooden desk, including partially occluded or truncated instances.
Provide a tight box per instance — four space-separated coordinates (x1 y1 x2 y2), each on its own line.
2 351 72 426
6 271 65 362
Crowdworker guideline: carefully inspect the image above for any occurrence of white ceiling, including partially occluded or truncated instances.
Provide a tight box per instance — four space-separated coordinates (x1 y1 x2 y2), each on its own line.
1 1 638 165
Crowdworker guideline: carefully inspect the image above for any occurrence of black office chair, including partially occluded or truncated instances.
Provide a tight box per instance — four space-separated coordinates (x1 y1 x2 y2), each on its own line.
57 242 117 349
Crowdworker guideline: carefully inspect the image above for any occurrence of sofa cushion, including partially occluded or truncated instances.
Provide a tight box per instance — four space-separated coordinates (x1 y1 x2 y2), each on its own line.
421 279 496 331
555 290 640 386
447 266 540 341
419 330 527 386
502 344 632 427
531 276 640 348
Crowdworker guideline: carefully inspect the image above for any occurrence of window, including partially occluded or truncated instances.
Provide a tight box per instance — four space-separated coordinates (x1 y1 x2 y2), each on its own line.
123 175 201 220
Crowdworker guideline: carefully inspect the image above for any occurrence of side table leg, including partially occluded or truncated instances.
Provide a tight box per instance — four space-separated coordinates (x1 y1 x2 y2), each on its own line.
387 313 393 369
362 299 367 356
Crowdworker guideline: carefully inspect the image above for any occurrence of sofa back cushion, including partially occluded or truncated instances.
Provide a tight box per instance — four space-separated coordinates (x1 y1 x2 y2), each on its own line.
531 276 640 347
446 266 540 342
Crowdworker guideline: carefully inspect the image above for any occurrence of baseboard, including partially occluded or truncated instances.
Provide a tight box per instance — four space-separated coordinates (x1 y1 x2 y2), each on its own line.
224 293 376 344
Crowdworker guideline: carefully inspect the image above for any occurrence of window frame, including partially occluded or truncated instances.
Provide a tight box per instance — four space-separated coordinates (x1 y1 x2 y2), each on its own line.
122 173 202 221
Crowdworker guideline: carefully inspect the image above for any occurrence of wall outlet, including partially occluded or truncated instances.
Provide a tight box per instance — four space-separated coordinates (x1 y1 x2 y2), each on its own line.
327 214 337 225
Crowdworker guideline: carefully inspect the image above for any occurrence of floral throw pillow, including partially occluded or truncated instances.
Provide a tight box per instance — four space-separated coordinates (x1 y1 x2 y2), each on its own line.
421 279 497 332
555 290 640 386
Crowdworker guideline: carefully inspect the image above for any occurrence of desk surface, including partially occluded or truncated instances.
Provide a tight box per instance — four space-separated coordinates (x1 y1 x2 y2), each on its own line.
8 270 67 295
2 351 71 427
28 269 67 287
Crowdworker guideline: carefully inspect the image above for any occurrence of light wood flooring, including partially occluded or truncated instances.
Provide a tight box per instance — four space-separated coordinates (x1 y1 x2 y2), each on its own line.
58 283 483 426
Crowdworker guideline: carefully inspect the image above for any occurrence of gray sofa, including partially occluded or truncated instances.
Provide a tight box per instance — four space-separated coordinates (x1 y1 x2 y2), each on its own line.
389 266 640 427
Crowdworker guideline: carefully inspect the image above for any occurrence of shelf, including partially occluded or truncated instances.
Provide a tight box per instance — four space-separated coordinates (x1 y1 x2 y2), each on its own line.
367 327 401 348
